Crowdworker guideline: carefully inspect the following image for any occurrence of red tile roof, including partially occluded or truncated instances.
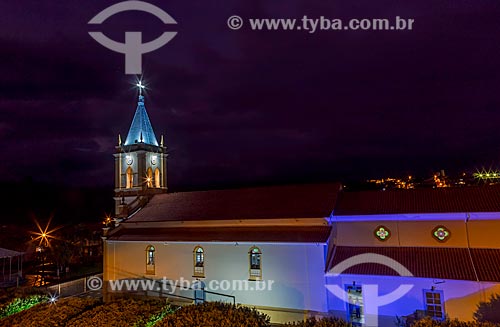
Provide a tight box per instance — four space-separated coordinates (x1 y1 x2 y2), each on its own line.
334 185 500 216
327 246 500 282
108 225 332 243
128 183 341 222
471 248 500 282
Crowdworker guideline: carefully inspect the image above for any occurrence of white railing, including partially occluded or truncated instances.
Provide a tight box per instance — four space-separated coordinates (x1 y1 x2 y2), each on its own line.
46 273 103 297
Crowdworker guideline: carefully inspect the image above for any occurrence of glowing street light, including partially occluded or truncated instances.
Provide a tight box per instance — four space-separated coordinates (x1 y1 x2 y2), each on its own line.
30 216 62 248
103 214 113 227
30 216 63 286
47 291 59 304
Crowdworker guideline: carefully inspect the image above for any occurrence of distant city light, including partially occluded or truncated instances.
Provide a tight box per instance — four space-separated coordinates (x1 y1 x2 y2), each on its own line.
474 169 500 181
367 176 415 189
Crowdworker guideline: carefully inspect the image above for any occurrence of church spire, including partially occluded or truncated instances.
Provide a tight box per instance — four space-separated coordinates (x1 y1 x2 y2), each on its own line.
124 83 159 146
114 80 168 218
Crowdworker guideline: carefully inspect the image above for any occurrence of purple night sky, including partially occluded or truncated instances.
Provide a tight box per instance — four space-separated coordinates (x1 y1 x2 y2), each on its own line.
1 0 500 191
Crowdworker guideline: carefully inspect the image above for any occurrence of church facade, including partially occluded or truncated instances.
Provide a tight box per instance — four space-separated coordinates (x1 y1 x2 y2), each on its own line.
103 92 500 325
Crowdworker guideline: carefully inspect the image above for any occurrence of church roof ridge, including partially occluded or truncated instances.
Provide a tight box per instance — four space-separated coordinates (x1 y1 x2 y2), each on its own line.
127 182 342 222
161 182 341 195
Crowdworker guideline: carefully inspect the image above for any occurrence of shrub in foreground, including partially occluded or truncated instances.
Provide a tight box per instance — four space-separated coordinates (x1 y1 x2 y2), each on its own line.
158 302 271 327
0 294 48 319
284 317 351 327
474 294 500 323
0 297 169 327
0 297 98 327
65 298 168 327
412 318 500 327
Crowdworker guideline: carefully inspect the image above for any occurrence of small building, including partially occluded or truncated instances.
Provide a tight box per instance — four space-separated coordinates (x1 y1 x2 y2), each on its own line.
0 247 23 287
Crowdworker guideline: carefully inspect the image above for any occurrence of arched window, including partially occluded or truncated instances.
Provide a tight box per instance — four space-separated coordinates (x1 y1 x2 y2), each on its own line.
146 168 153 188
146 245 155 275
193 246 205 277
126 167 134 188
249 247 262 280
154 168 161 188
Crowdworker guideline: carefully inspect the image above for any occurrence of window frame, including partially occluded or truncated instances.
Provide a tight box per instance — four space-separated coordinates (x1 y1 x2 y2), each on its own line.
146 245 155 275
423 289 445 320
146 167 153 188
248 246 262 281
126 167 134 188
193 246 205 278
154 168 161 188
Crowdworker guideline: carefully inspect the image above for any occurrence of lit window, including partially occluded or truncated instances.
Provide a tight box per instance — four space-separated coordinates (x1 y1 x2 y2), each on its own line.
154 168 161 188
146 245 155 275
126 167 134 188
424 290 445 320
193 246 205 277
146 168 153 188
249 247 262 280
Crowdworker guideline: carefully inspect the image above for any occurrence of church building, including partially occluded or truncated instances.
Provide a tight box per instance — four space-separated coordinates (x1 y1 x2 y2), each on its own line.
103 90 500 325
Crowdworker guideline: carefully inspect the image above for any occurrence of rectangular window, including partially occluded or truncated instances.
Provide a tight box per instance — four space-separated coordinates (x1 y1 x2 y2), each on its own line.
345 284 364 326
193 247 205 277
249 247 262 280
146 245 155 275
424 290 445 320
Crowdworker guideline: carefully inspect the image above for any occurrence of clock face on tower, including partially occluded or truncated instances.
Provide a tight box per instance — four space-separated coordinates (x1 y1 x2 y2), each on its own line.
151 155 157 165
126 155 133 165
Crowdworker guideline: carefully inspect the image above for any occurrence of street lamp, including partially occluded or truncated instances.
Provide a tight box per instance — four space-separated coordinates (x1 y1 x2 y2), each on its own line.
30 216 63 286
36 246 45 286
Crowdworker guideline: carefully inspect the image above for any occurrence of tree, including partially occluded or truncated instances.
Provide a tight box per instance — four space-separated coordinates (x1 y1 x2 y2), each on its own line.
474 294 500 323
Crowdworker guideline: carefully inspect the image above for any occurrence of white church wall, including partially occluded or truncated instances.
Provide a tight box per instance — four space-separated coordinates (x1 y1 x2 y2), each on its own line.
104 240 329 313
326 274 500 323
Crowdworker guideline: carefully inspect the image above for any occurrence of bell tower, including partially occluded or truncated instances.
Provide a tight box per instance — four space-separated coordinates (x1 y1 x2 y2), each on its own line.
113 82 167 219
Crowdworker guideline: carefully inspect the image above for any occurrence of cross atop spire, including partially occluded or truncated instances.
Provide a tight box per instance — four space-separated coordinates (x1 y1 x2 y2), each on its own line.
136 80 146 96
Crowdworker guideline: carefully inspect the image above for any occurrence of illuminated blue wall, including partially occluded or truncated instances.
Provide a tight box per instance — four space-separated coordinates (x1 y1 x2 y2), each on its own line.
325 274 500 323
